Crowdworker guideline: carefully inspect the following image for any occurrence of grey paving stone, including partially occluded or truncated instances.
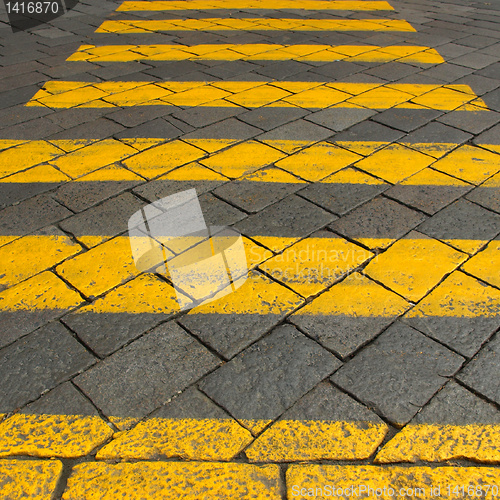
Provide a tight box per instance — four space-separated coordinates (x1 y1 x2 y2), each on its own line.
198 192 247 226
173 107 243 128
417 63 474 83
409 380 499 425
332 121 404 146
372 108 443 133
454 74 500 95
0 180 62 209
0 117 63 140
451 52 499 70
459 35 498 48
0 105 52 131
48 117 125 140
46 108 113 130
0 322 96 413
437 109 500 134
107 107 173 128
365 62 422 81
331 322 464 426
386 175 473 216
436 43 477 59
480 87 500 112
90 61 154 80
330 196 427 249
239 107 308 131
74 322 220 419
306 108 376 132
199 324 341 429
59 193 145 248
183 118 261 141
403 122 472 147
235 195 335 243
474 123 500 145
417 199 500 253
257 119 333 142
0 194 72 239
22 382 99 416
255 60 312 80
214 175 304 213
0 72 47 93
203 60 260 79
477 62 500 80
466 183 500 214
145 61 210 80
456 334 500 405
116 118 183 140
299 172 389 216
309 61 364 79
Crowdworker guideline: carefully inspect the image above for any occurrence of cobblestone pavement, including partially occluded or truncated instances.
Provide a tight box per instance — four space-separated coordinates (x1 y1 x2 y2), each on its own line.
0 0 499 498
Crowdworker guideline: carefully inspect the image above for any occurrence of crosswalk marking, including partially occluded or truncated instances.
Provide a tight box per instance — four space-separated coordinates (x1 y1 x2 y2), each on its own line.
117 0 395 11
96 18 416 33
67 44 444 64
26 81 485 110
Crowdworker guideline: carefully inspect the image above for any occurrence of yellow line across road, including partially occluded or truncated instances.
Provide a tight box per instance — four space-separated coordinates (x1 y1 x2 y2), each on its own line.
25 81 486 110
67 44 444 63
96 18 416 33
118 0 395 11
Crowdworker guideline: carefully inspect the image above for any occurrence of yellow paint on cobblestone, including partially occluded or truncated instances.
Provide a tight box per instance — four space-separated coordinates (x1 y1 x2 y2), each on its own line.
0 460 62 499
354 143 435 183
0 234 82 288
246 420 388 461
462 240 500 289
184 138 237 153
294 272 410 317
0 164 70 184
56 237 155 298
287 465 500 499
96 18 416 33
0 271 83 312
364 233 467 302
200 140 286 177
96 417 253 460
158 162 230 183
119 1 394 11
275 143 362 181
123 140 206 178
260 236 373 297
62 461 281 500
0 414 113 458
375 423 500 464
26 81 485 110
0 140 63 178
49 139 138 178
431 145 500 184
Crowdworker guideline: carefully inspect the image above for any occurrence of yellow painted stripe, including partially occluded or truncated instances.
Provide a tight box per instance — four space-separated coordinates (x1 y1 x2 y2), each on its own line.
288 465 500 499
0 460 63 499
0 414 113 458
1 237 498 315
462 240 500 289
26 81 484 110
96 18 416 33
375 423 500 464
68 44 443 64
118 0 395 11
63 462 281 499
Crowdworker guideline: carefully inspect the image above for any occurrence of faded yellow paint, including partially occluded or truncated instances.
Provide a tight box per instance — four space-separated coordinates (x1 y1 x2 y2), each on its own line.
96 417 253 460
0 140 63 178
200 140 286 177
72 163 145 182
118 1 394 11
68 44 441 63
364 233 467 302
322 166 388 185
0 234 82 288
0 271 83 312
56 237 155 298
376 423 500 464
462 240 500 289
431 145 500 184
295 272 410 317
109 416 140 431
260 236 373 297
0 460 63 499
0 414 113 458
123 140 206 178
49 139 138 178
62 462 281 500
96 18 416 33
354 143 435 183
246 420 388 461
275 143 362 181
27 81 485 110
287 465 500 499
158 162 229 182
235 166 305 184
396 167 472 187
184 138 237 153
